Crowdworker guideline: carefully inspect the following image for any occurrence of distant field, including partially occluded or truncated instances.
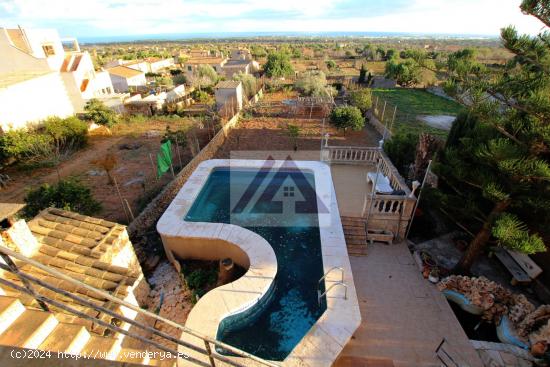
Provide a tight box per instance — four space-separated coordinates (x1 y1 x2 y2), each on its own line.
372 88 465 137
366 61 386 75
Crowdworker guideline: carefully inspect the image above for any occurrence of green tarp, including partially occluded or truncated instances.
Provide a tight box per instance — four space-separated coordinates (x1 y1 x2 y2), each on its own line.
157 140 172 178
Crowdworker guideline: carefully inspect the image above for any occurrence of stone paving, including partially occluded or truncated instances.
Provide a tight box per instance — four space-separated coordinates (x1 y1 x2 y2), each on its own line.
335 243 484 367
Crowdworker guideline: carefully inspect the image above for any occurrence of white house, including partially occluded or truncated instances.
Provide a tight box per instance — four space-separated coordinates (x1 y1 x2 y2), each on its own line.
0 27 115 132
106 58 174 74
145 57 174 73
107 65 147 92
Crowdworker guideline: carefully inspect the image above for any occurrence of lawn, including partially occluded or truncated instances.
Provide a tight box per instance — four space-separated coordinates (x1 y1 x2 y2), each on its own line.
372 88 465 138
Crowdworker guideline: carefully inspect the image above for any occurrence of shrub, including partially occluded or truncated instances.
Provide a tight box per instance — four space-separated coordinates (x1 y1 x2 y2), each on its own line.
191 90 212 103
383 133 418 175
84 99 119 127
42 116 88 150
263 51 294 78
172 74 187 86
326 60 337 70
233 72 257 99
0 129 52 164
330 106 365 132
24 178 102 218
295 71 334 97
349 89 372 113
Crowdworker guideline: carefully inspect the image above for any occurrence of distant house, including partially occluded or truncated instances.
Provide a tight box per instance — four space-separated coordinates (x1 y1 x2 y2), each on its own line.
145 57 174 73
221 50 260 78
215 80 243 112
105 58 174 74
0 27 115 131
183 57 227 79
107 65 147 92
222 60 251 78
123 60 149 73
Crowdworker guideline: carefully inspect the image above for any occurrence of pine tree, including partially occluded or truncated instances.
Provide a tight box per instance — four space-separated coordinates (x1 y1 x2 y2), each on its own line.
434 1 550 273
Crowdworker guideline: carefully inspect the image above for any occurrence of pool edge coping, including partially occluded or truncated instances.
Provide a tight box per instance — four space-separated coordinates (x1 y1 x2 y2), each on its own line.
156 159 361 367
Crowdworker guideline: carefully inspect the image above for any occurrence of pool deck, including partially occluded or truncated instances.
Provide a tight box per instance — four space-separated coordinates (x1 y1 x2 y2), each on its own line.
157 159 361 367
335 243 484 367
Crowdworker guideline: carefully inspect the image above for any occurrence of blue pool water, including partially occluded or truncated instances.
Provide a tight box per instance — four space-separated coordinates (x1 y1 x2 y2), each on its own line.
185 167 326 360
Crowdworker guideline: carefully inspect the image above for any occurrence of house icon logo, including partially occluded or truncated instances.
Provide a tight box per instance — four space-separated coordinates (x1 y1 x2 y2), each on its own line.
230 157 329 227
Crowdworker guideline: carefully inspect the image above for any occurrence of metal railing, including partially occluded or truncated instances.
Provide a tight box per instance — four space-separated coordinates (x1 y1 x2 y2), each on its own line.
317 266 347 305
0 244 279 367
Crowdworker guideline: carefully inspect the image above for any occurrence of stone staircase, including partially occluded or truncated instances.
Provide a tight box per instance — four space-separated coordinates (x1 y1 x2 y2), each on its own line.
0 294 175 366
341 216 368 257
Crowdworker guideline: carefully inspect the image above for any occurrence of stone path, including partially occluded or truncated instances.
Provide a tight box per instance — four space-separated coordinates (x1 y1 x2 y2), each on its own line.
335 243 483 367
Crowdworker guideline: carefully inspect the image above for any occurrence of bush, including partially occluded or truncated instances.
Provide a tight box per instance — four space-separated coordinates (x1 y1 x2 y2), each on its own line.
383 133 418 175
349 89 372 113
263 51 294 78
233 72 257 99
43 116 88 150
326 60 337 70
23 179 102 218
0 129 52 164
191 90 212 103
172 74 187 86
84 99 119 127
330 106 365 132
295 71 334 97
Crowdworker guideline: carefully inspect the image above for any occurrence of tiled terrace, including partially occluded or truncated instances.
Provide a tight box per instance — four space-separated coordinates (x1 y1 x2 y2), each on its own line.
335 243 483 367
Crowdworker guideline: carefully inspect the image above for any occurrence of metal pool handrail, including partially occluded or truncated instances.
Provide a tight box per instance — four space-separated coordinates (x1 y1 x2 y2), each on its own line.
318 266 344 285
318 282 348 306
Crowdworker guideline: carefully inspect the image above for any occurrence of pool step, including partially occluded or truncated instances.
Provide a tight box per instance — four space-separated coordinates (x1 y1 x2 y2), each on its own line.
341 216 368 256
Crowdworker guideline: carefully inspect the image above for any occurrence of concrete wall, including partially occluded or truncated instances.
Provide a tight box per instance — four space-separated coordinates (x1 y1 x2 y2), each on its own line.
0 30 50 75
215 84 243 111
109 73 146 93
0 72 76 131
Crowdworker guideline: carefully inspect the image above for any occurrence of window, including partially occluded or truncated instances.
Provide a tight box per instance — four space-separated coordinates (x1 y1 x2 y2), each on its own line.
42 44 55 56
187 66 192 71
283 186 295 197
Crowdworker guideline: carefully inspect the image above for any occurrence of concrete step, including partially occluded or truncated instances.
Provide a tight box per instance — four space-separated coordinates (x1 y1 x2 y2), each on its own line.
343 227 366 235
116 347 150 364
0 296 26 334
344 233 367 241
0 309 58 349
39 323 90 355
80 335 120 360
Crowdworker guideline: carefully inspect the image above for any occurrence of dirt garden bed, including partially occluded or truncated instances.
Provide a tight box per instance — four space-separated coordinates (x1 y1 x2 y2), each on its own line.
1 118 212 224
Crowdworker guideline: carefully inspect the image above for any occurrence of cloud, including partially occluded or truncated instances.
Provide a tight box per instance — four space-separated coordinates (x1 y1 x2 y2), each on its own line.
0 0 545 37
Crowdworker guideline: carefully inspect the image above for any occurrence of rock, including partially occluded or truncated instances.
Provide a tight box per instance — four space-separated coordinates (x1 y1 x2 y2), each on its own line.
88 170 106 176
119 142 142 150
144 254 161 272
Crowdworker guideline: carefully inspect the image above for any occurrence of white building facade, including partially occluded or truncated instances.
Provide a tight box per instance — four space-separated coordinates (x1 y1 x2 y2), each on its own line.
0 27 115 132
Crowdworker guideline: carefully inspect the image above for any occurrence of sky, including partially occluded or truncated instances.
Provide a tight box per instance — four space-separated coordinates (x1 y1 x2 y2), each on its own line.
0 0 546 39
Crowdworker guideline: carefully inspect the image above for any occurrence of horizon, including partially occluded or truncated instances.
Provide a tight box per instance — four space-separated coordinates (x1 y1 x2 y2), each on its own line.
0 0 545 40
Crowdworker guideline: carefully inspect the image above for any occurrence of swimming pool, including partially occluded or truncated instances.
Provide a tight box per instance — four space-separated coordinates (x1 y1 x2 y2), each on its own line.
184 168 327 360
157 159 360 367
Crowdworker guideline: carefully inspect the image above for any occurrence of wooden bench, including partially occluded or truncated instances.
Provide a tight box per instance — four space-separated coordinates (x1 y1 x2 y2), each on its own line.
494 248 542 285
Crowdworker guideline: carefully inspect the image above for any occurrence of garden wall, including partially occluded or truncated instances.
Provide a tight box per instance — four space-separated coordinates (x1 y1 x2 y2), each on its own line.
127 89 263 240
366 110 392 139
